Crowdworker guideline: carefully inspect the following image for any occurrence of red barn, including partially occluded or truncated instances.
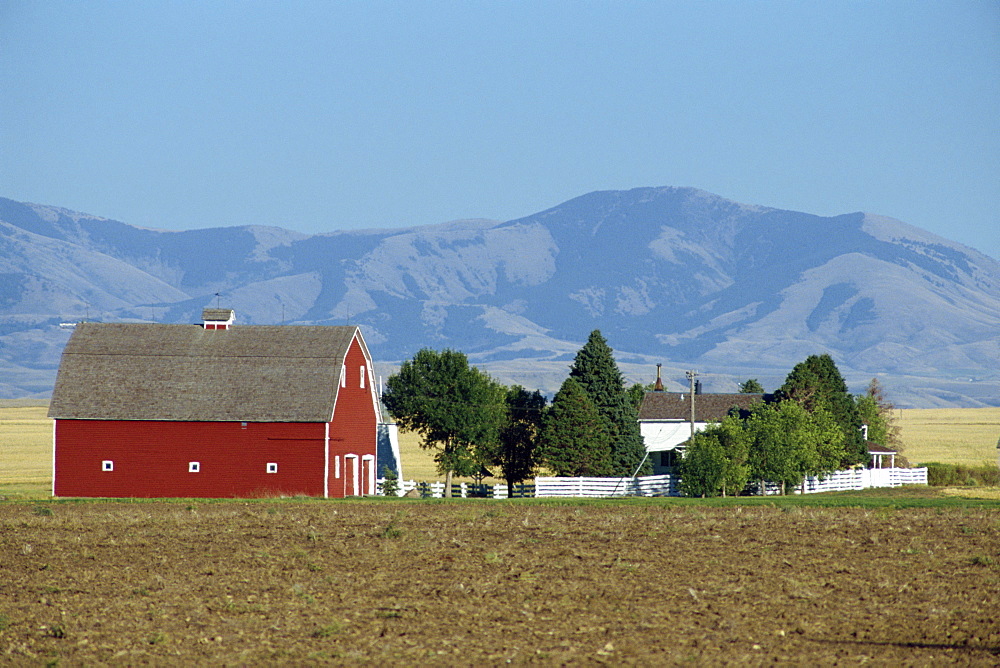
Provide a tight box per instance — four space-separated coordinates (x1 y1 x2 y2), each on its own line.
48 310 383 498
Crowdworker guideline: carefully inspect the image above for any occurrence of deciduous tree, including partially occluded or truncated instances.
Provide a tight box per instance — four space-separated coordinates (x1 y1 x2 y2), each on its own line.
778 354 866 468
746 400 846 494
626 382 654 411
678 414 752 498
382 348 506 496
490 385 547 489
855 377 903 459
678 430 727 498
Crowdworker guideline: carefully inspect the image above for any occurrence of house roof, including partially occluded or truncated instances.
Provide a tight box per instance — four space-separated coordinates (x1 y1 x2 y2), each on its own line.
48 323 365 423
638 392 764 422
866 442 897 455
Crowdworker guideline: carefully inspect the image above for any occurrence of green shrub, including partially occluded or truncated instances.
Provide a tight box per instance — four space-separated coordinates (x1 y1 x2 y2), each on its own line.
378 518 403 539
923 462 999 487
312 623 341 638
380 466 399 497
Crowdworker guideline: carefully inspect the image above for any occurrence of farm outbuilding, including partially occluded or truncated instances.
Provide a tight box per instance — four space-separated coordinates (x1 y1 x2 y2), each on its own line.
48 310 392 498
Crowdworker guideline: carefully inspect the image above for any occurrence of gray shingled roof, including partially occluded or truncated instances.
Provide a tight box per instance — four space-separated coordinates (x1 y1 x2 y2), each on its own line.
202 308 235 322
49 323 364 422
638 392 763 422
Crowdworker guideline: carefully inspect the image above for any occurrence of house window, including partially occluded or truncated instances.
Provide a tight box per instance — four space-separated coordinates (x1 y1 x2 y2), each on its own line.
360 365 366 388
189 461 201 473
102 460 114 472
266 462 278 473
659 451 677 468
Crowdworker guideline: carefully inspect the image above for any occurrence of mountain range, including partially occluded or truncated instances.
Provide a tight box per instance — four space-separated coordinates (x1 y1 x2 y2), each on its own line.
2 187 998 407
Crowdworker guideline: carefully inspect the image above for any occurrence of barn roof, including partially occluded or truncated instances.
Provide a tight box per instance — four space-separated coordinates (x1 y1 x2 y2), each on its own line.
638 392 764 422
48 323 365 423
202 308 235 322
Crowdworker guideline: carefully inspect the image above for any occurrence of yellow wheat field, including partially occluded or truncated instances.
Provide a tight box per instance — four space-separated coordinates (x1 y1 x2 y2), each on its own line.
0 404 51 494
395 428 437 481
395 429 507 484
898 407 1000 467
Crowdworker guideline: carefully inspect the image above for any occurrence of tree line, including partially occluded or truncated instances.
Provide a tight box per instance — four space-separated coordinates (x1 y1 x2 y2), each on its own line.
382 330 647 496
679 355 902 497
383 331 902 497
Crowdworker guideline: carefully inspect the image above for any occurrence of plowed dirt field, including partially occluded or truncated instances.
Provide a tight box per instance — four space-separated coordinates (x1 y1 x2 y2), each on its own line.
2 500 998 665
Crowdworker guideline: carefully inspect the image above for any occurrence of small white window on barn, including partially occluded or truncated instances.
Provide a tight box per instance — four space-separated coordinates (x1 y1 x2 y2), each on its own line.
335 455 341 479
102 460 114 472
241 422 248 430
360 365 366 388
341 364 346 388
188 461 201 473
266 462 278 473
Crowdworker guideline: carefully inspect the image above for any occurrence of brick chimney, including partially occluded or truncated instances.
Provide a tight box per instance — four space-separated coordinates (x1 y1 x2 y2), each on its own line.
202 308 235 330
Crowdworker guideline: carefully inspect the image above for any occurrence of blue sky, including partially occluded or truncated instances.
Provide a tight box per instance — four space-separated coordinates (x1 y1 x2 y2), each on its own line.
2 1 998 259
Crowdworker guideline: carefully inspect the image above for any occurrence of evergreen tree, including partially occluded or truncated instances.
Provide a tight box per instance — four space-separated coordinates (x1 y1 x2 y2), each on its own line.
568 330 650 475
380 465 399 497
536 377 613 476
738 378 765 394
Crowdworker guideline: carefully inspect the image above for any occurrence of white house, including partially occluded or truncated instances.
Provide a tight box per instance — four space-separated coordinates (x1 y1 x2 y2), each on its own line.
638 391 764 474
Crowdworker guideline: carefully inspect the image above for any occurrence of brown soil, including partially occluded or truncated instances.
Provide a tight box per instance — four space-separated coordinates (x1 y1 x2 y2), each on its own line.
1 500 998 665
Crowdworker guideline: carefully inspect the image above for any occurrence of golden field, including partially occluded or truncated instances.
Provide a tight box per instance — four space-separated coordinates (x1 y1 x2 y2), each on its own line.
897 407 1000 467
2 404 997 495
0 403 51 491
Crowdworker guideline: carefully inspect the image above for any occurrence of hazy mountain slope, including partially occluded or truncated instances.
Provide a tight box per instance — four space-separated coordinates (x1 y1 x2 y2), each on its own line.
0 220 190 317
1 189 997 406
0 198 307 295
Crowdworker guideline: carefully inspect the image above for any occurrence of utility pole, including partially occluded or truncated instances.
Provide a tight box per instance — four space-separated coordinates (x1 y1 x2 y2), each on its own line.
685 370 699 438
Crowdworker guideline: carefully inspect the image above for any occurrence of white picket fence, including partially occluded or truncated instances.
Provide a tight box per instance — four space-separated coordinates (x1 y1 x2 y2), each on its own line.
376 479 535 499
535 467 926 498
534 474 678 498
798 467 927 494
377 467 927 499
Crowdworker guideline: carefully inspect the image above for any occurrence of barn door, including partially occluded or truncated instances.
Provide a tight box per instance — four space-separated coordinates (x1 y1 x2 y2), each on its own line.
344 454 359 496
362 454 375 496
